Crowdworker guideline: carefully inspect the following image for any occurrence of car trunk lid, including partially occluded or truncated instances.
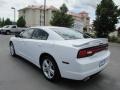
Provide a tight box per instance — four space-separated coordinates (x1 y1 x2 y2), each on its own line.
66 38 107 48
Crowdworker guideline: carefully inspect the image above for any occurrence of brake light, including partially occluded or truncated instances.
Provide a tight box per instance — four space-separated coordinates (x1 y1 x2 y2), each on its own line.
78 49 94 58
77 44 108 58
79 50 87 57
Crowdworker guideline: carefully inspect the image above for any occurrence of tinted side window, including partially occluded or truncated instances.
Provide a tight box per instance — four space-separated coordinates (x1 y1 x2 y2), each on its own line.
32 29 48 40
20 29 34 39
12 26 17 28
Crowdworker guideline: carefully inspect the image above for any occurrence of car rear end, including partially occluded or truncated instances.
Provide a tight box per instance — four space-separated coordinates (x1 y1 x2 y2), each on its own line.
48 27 110 80
60 39 110 80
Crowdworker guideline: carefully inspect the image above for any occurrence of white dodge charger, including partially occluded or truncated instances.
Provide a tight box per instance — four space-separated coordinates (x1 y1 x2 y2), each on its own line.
9 26 110 81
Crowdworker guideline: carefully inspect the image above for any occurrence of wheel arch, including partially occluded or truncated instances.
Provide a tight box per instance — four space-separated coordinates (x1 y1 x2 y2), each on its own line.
9 41 15 50
6 30 10 31
9 41 16 56
39 53 61 74
6 30 11 32
39 53 56 66
9 41 13 45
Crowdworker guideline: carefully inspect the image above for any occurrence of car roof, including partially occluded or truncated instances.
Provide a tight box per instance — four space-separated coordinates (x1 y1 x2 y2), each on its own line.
31 26 67 31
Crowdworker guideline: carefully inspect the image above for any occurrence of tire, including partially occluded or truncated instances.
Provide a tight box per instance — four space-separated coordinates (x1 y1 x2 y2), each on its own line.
9 42 16 56
41 56 61 82
6 31 11 35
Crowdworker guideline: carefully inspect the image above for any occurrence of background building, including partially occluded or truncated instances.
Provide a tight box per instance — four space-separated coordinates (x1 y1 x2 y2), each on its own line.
18 5 56 27
68 11 90 32
19 5 90 32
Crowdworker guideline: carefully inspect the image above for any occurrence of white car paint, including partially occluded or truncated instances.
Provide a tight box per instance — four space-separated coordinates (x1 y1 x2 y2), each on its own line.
9 26 110 80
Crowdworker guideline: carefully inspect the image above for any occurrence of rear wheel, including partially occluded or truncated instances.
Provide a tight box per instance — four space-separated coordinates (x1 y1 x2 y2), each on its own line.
9 42 16 56
41 56 61 82
6 31 11 35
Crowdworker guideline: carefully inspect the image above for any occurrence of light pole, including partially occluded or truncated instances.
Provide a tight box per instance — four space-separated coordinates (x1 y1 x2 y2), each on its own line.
11 7 16 23
40 9 42 26
44 0 46 26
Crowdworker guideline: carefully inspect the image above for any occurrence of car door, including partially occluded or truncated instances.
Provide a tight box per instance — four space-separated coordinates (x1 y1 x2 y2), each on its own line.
16 29 34 58
22 28 49 66
13 35 25 56
11 25 17 33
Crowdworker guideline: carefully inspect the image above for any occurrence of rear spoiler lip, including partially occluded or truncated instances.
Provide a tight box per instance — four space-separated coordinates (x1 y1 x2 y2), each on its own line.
79 43 108 51
72 38 108 48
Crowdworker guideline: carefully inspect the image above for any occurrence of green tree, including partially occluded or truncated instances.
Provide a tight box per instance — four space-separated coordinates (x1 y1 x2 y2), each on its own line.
94 0 120 38
60 3 68 13
118 27 120 37
0 18 2 27
1 18 5 27
17 16 26 27
4 18 12 25
50 4 74 27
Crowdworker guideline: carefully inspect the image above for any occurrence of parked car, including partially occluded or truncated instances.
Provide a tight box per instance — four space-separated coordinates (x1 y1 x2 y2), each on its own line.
1 25 28 35
9 26 110 81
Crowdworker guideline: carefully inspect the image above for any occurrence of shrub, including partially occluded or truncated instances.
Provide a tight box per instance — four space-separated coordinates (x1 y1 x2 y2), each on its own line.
109 36 118 42
17 16 26 27
117 38 120 43
109 36 120 43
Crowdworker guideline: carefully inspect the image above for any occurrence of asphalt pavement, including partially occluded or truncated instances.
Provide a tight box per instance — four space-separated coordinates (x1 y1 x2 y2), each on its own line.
0 35 120 90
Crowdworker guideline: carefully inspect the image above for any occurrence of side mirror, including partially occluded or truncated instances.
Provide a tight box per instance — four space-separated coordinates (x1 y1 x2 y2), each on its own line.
15 33 20 38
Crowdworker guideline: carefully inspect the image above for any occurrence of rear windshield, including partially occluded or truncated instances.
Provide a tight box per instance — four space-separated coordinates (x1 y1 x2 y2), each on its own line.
51 27 84 40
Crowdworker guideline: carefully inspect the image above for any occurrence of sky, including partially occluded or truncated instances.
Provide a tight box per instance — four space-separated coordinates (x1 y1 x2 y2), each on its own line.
0 0 120 23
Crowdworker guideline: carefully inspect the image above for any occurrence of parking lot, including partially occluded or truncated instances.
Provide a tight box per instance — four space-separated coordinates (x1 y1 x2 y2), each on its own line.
0 35 120 90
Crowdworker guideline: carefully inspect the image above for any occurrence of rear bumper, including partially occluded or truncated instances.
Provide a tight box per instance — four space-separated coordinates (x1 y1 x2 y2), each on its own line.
60 50 110 80
63 60 109 80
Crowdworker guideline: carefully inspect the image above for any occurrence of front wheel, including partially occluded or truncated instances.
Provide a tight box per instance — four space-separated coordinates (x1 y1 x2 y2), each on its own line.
41 56 61 82
9 42 16 56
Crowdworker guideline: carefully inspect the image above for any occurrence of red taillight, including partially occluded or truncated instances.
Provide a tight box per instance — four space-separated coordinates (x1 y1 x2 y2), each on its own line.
77 44 108 58
79 50 87 57
78 49 94 58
